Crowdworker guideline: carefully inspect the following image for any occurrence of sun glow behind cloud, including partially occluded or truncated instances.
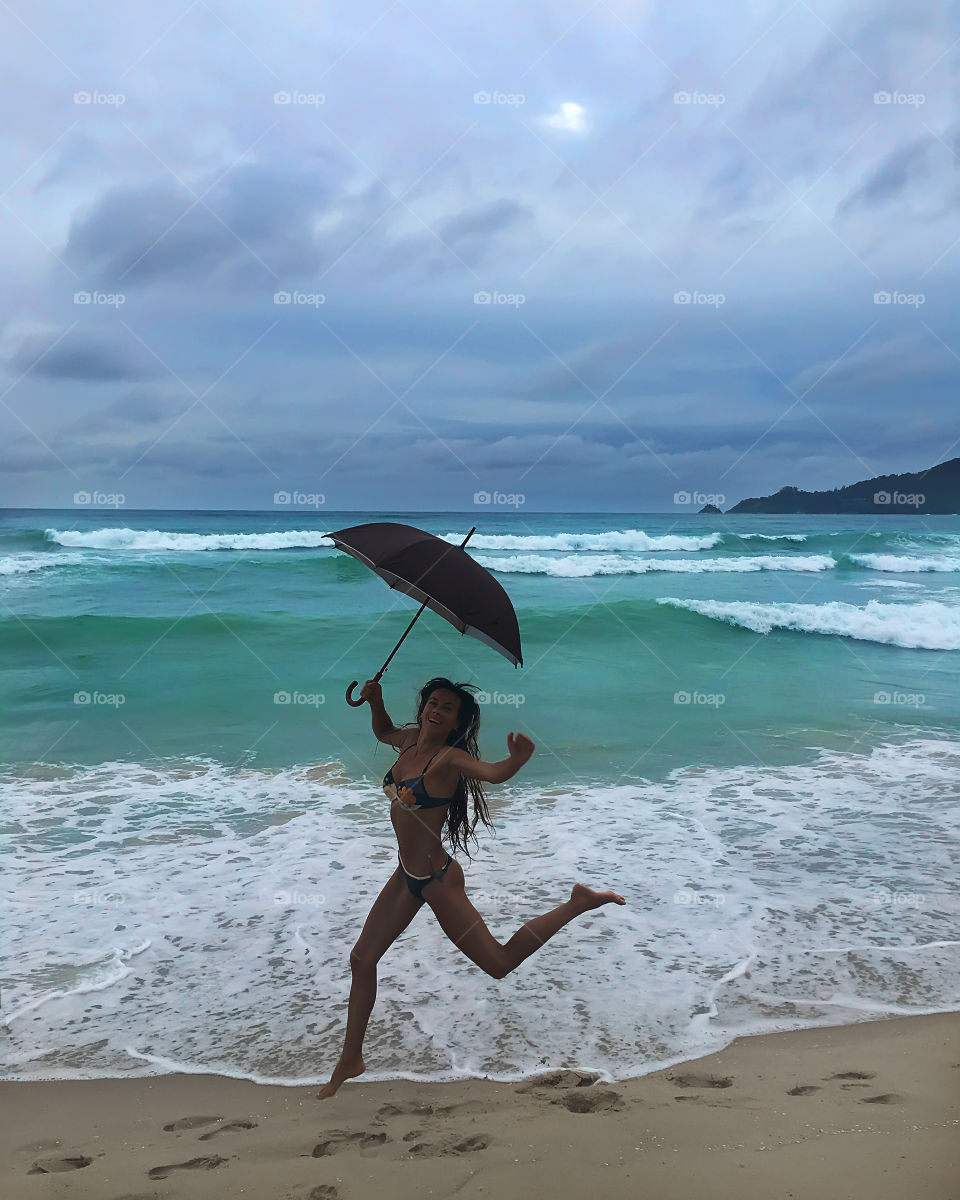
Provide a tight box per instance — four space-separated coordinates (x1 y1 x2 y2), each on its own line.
542 101 589 133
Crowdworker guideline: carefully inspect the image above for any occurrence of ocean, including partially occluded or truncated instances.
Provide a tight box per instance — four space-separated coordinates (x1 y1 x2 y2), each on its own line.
2 508 958 1084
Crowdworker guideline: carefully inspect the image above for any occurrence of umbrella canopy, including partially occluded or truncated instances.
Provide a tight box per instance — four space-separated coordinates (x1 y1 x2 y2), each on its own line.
325 522 522 703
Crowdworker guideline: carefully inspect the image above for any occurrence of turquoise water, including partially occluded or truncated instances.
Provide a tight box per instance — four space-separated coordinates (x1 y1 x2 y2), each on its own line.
2 508 959 1083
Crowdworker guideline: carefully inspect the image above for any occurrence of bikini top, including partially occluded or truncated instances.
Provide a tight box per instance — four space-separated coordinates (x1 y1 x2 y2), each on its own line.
383 745 458 810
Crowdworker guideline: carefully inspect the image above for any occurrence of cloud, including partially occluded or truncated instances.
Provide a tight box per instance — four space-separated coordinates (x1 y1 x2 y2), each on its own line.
4 331 156 382
541 102 589 134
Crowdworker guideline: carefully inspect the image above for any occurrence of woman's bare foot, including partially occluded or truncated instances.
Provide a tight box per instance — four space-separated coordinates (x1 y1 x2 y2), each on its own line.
316 1054 366 1099
570 883 626 912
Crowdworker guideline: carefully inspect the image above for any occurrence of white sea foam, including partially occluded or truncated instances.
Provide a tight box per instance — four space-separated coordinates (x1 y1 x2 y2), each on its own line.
0 552 86 577
735 532 808 541
658 597 960 649
849 553 960 572
477 553 835 576
442 529 723 552
2 740 957 1083
45 528 335 552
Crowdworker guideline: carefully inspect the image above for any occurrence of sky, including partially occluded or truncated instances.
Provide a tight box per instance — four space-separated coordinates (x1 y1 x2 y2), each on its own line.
0 0 957 513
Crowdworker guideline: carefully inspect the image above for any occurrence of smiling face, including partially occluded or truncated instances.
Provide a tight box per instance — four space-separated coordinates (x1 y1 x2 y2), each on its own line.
419 687 462 741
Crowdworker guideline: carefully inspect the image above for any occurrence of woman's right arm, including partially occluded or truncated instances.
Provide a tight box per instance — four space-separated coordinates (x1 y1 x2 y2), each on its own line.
359 680 407 746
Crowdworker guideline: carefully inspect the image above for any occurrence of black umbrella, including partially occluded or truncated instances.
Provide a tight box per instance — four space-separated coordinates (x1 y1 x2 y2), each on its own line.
323 522 523 706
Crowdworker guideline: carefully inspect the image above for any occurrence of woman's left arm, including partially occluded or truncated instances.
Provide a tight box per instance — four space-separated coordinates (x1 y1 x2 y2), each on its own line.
446 732 534 784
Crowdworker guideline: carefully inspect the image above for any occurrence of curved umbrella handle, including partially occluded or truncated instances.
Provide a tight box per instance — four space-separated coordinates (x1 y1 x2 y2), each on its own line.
345 680 364 707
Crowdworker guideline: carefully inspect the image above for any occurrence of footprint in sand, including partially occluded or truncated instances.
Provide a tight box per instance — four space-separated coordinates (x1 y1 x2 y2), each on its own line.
826 1071 875 1081
198 1120 258 1140
27 1154 94 1174
308 1188 339 1200
147 1154 227 1180
376 1101 434 1119
514 1070 601 1094
311 1131 388 1157
670 1073 733 1089
407 1134 492 1157
553 1090 624 1113
163 1115 223 1132
787 1085 822 1096
860 1093 902 1105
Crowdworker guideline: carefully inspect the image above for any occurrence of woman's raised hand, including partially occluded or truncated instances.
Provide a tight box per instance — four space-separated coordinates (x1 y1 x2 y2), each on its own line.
359 679 382 705
507 731 535 763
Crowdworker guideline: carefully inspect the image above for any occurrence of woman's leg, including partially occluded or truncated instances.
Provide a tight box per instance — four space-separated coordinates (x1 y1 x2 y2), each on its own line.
317 865 424 1098
422 860 625 979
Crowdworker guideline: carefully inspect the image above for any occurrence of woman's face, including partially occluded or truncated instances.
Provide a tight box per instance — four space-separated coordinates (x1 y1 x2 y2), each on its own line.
420 687 462 740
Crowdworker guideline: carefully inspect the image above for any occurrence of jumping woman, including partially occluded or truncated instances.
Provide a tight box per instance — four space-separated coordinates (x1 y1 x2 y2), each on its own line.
317 675 626 1099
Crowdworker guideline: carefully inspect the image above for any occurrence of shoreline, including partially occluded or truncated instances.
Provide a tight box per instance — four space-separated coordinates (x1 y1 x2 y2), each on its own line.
3 1011 957 1199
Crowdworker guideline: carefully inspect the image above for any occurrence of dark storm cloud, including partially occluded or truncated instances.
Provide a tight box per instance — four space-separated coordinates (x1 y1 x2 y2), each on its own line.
5 332 156 382
1 0 957 510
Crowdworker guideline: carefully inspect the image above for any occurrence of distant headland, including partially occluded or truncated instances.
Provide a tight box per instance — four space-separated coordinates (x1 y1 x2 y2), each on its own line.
720 457 959 515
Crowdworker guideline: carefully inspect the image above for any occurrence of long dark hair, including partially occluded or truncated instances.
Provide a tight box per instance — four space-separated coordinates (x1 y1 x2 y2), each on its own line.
399 676 495 858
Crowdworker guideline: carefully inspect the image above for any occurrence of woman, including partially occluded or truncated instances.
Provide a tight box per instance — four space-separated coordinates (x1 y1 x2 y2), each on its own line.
317 675 626 1099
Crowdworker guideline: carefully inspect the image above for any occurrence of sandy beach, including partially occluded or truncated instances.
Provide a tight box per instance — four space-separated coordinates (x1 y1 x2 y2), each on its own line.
2 1012 957 1200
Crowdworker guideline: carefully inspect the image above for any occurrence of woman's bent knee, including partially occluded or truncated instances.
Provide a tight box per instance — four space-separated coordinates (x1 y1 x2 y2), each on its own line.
350 948 376 972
